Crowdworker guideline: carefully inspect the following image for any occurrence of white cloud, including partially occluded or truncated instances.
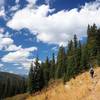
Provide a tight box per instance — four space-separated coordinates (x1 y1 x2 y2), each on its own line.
1 46 38 62
1 38 13 45
0 6 5 17
0 27 38 70
0 29 17 51
1 50 30 62
25 47 38 52
10 5 20 11
26 0 37 5
7 1 100 46
6 44 22 51
16 0 19 4
0 28 14 50
0 37 14 50
1 46 38 69
0 63 3 68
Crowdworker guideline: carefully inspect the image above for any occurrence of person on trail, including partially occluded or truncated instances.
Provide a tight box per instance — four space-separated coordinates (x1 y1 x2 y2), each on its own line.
89 64 94 78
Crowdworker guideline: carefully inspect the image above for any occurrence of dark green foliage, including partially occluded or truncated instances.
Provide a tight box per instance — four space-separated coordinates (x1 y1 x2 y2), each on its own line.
77 41 82 71
50 53 56 79
87 24 97 61
42 57 50 86
28 63 34 94
73 35 80 74
0 72 27 99
56 46 66 79
96 29 100 65
28 57 44 94
80 45 89 70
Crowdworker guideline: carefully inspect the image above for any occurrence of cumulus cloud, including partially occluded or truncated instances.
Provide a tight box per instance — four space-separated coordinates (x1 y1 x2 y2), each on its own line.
1 38 13 46
0 28 38 70
0 37 14 50
7 1 100 46
1 46 38 69
0 63 4 68
0 28 14 50
1 50 30 62
1 46 38 62
6 44 22 51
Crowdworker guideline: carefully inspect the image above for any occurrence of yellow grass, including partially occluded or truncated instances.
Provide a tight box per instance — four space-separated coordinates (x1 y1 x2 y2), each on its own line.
27 66 100 100
5 93 29 100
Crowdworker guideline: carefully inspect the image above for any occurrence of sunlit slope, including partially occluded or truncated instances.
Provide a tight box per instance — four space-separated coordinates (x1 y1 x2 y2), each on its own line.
27 66 100 100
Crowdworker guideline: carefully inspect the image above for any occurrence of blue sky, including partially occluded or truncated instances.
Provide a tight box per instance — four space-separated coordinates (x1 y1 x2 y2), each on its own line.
0 0 100 75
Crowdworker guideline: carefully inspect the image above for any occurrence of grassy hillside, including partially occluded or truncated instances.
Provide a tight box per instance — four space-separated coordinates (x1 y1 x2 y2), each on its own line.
27 66 100 100
5 66 100 100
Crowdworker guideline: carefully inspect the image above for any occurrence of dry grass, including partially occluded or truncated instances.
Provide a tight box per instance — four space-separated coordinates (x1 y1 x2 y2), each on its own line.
5 93 29 100
5 66 100 100
27 66 100 100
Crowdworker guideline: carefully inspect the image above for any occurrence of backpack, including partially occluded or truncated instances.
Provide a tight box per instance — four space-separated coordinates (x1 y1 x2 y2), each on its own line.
90 68 94 74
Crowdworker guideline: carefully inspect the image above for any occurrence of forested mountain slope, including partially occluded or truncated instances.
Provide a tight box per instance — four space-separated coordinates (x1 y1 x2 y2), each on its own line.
0 72 27 99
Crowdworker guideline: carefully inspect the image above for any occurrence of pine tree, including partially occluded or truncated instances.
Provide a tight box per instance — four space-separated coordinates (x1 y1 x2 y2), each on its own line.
87 24 97 62
56 46 66 79
50 53 55 79
43 57 50 86
28 57 44 94
96 28 100 65
33 57 41 91
28 62 34 94
81 45 89 70
73 34 79 75
77 40 82 72
67 40 75 80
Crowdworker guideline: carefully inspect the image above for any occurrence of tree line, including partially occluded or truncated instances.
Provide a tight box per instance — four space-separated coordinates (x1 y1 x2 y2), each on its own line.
28 24 100 94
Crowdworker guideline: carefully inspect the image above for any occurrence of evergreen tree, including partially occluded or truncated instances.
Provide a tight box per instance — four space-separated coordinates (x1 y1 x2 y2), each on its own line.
77 40 82 72
74 34 78 49
43 57 50 86
50 53 55 79
81 45 89 70
96 28 100 65
28 57 44 94
33 57 41 91
66 40 75 80
87 24 97 62
56 46 66 79
28 62 34 94
73 34 81 75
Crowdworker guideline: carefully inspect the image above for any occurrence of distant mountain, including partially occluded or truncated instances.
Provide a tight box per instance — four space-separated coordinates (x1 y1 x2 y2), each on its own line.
0 72 27 99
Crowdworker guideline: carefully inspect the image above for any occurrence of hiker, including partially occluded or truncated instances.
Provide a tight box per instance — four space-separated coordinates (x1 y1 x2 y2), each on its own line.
89 64 94 78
